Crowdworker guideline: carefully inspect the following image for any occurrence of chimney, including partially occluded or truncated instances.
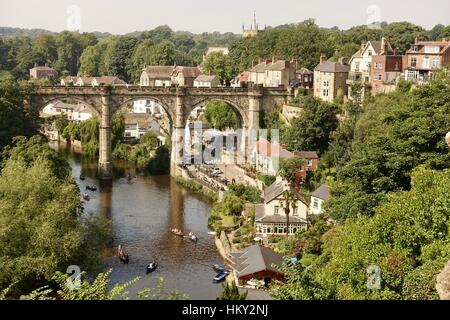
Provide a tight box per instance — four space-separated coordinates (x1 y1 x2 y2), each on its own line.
393 47 400 56
272 56 275 63
320 53 327 64
34 63 38 68
415 37 420 45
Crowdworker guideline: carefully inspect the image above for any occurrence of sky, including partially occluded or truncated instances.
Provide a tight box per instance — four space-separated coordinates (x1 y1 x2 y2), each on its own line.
1 0 449 34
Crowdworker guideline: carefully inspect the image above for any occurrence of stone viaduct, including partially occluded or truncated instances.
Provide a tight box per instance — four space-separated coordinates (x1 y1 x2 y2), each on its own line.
31 85 294 179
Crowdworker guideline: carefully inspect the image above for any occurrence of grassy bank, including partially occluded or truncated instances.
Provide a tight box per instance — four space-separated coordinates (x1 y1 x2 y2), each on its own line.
175 176 219 202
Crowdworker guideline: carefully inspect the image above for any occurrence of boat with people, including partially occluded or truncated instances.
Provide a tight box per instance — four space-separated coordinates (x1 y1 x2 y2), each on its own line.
86 185 97 192
83 193 90 201
146 262 158 274
117 244 129 264
188 232 198 242
169 228 185 237
79 175 86 181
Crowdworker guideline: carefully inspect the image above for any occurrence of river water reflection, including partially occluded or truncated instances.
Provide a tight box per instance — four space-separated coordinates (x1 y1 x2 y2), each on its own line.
50 141 223 300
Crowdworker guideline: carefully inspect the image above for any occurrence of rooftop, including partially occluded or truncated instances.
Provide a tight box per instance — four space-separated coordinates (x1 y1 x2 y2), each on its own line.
194 74 218 82
263 180 307 204
311 184 331 201
229 245 284 278
315 61 350 73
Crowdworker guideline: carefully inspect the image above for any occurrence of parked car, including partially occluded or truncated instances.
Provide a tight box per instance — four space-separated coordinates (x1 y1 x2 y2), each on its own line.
211 168 222 175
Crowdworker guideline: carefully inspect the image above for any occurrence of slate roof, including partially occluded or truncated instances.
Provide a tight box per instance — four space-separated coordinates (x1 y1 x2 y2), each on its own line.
263 181 307 205
315 61 350 73
124 113 153 129
311 184 331 201
296 67 313 75
194 75 218 82
293 151 318 160
142 66 175 79
265 60 290 71
230 245 284 278
173 66 201 78
94 76 126 85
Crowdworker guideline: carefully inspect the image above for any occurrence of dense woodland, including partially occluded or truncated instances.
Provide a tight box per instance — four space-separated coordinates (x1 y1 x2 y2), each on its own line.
0 21 450 299
1 21 450 82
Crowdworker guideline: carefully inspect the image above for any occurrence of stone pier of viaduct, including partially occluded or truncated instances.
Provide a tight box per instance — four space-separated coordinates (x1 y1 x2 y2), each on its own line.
31 85 294 179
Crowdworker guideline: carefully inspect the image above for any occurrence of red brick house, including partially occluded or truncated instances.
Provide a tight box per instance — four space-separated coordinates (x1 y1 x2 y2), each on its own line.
292 151 319 186
370 51 403 94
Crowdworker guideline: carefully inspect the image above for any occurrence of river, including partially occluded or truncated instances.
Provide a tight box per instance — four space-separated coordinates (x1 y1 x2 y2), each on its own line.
49 141 223 300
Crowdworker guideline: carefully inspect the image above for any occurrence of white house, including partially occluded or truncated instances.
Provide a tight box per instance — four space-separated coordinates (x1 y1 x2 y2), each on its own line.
69 104 93 122
255 178 308 240
124 113 163 140
347 38 394 99
310 184 331 215
132 99 164 115
193 75 221 88
251 139 294 176
41 101 92 122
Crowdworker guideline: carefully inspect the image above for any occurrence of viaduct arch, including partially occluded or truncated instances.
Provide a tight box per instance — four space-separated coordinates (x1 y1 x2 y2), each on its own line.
31 85 294 180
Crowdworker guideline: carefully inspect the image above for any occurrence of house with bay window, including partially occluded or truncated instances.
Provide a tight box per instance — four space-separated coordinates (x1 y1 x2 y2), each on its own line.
404 38 450 83
254 178 308 240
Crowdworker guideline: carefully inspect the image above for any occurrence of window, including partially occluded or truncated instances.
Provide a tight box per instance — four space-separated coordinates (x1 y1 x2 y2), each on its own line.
293 207 298 216
411 57 417 68
378 63 383 69
323 89 329 97
323 81 329 87
373 62 378 69
274 206 280 215
368 50 373 56
313 199 319 209
423 56 430 69
378 74 382 81
355 62 360 71
432 58 440 68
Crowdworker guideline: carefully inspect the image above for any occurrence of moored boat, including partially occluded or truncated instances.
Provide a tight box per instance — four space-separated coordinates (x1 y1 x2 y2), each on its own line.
213 264 227 273
213 271 227 283
86 185 97 192
170 228 184 237
188 232 198 242
83 193 90 201
146 262 158 274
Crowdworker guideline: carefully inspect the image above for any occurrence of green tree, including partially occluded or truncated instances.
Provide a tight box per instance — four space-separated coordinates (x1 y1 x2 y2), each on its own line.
0 137 110 296
147 146 170 175
103 36 139 82
216 282 247 300
204 100 238 130
202 52 236 84
55 114 69 135
140 132 160 150
0 78 38 149
111 112 125 150
282 96 339 155
55 32 83 75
